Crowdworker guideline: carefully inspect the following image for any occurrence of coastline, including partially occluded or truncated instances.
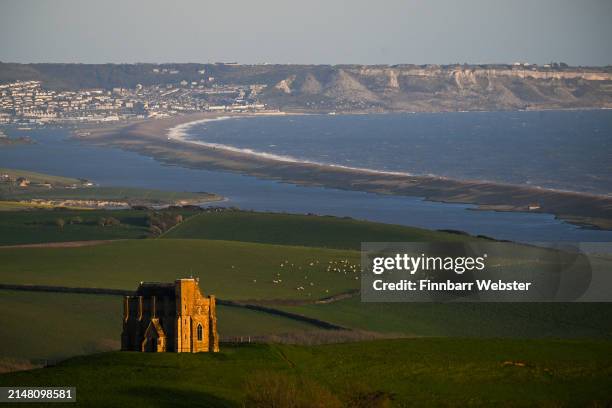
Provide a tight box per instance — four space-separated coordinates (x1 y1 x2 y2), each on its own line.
79 112 612 231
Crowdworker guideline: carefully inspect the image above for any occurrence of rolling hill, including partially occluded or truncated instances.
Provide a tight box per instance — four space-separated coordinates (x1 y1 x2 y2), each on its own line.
1 339 611 407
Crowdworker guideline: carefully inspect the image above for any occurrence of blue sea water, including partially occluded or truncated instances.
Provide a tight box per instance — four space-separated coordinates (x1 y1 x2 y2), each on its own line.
1 110 611 243
188 110 612 196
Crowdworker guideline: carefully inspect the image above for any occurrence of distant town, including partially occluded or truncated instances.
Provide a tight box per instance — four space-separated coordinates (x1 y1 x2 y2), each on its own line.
0 62 611 124
0 74 270 126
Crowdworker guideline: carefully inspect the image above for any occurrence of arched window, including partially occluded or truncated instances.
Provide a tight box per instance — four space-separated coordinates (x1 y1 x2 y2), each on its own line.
197 324 203 341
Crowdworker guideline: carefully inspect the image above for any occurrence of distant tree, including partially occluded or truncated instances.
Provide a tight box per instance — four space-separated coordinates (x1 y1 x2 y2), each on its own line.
55 218 65 230
98 216 121 227
106 217 121 226
149 225 163 236
146 212 159 227
146 211 182 234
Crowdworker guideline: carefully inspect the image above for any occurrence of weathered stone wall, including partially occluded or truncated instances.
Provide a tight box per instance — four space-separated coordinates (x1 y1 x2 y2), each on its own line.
121 278 219 353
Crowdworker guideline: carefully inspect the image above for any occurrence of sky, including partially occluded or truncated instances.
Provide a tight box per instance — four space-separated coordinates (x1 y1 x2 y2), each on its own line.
1 0 611 66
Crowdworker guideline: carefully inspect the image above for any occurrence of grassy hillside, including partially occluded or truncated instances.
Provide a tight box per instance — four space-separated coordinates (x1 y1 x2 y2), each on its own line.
0 290 318 364
1 339 611 407
2 206 612 402
2 238 612 341
0 291 119 364
279 297 612 339
0 208 472 247
0 239 360 300
0 209 160 245
164 211 475 249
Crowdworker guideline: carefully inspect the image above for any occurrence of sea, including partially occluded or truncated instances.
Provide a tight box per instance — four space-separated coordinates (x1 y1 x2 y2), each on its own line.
1 110 611 243
184 110 612 196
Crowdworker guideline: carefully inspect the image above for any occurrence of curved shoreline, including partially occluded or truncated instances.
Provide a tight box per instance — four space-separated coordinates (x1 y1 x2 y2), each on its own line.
168 113 612 198
167 115 421 179
82 112 612 231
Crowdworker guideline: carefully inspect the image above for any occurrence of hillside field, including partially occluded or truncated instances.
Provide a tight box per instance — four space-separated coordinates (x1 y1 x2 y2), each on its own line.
0 239 361 300
2 237 611 366
0 290 318 365
1 339 611 407
163 210 476 249
279 297 612 339
1 207 612 405
0 209 154 244
0 208 473 247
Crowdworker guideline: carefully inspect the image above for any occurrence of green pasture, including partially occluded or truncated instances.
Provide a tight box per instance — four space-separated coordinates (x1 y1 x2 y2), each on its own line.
1 338 611 407
0 239 361 300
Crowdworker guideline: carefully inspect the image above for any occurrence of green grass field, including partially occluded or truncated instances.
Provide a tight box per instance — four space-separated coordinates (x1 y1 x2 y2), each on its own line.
0 239 360 300
2 208 612 405
0 291 119 363
1 339 611 407
0 209 151 245
2 238 611 352
0 290 318 363
0 208 474 247
164 211 475 249
2 234 611 341
0 208 198 245
279 297 612 338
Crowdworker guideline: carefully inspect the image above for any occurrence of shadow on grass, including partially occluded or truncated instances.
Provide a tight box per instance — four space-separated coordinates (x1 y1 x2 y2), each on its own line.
121 385 235 407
